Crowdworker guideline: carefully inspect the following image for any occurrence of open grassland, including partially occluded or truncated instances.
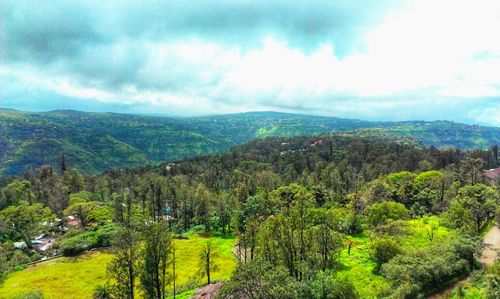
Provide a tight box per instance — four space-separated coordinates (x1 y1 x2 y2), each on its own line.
171 233 237 290
0 250 113 299
0 234 237 299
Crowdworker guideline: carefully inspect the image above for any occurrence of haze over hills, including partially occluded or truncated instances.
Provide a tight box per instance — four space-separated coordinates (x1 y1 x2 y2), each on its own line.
1 108 499 175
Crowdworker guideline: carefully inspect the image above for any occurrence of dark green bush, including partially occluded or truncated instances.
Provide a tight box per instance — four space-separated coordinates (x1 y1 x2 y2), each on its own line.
381 236 480 297
59 224 117 256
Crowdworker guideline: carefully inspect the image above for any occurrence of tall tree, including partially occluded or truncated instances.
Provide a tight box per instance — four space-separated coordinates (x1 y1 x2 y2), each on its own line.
1 180 34 209
198 240 219 285
61 153 67 173
0 203 54 248
459 157 485 185
140 222 172 299
453 184 498 233
108 226 139 299
63 201 100 229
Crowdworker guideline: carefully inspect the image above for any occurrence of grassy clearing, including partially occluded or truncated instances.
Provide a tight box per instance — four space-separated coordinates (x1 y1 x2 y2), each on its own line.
172 234 237 291
0 251 113 299
336 216 451 298
402 216 451 250
0 234 237 299
337 232 390 298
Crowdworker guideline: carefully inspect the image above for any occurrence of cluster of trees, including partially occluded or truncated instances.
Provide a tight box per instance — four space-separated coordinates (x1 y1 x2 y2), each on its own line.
105 221 173 299
0 134 499 297
97 220 220 299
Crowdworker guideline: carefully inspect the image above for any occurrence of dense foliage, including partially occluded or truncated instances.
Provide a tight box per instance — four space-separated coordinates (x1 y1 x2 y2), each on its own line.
0 133 499 298
2 109 500 175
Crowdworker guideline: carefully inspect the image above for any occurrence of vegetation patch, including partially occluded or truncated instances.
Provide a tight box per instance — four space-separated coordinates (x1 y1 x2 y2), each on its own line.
0 234 236 299
0 251 113 299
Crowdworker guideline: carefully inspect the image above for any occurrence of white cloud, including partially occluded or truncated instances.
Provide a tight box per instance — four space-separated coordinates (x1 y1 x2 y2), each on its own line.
469 104 500 125
3 0 500 123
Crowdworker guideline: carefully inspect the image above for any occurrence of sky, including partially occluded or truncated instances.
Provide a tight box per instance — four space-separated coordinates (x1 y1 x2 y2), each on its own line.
1 0 500 125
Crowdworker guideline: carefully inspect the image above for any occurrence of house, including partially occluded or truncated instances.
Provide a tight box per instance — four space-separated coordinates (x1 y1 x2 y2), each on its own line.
484 167 500 185
310 139 324 147
165 163 176 172
14 241 27 249
66 215 80 228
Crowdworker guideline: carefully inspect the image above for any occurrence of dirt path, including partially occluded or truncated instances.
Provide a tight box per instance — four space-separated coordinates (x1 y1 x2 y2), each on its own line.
479 224 500 265
428 224 500 298
191 282 223 299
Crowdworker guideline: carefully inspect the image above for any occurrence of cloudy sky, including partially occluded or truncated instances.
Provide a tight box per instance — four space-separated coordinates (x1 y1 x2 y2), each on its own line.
1 0 500 125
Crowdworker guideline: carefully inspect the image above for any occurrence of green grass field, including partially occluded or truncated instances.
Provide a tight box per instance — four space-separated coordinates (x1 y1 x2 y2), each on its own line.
0 251 113 299
337 232 390 297
0 234 237 299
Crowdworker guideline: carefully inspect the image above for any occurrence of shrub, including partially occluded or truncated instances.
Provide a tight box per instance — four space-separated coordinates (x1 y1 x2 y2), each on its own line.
219 259 307 298
59 224 117 256
486 261 500 299
86 206 113 226
10 290 44 299
381 236 480 297
365 201 409 229
94 284 113 299
370 237 402 271
496 207 500 224
308 271 358 299
59 235 95 256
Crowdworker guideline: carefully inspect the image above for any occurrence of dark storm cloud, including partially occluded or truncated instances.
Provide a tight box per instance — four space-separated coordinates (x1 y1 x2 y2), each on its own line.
0 1 106 63
3 0 498 125
105 0 395 53
1 0 397 64
0 0 389 95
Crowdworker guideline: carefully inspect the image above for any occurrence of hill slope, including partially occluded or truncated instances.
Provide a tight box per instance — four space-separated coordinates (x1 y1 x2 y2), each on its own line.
1 109 499 175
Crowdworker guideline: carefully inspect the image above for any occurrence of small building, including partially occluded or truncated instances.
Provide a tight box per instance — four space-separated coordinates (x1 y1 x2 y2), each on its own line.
310 139 324 147
66 215 80 228
14 241 27 249
484 167 500 185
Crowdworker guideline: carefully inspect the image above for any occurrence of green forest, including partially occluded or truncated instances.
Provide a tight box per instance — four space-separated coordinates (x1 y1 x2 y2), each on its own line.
0 133 499 298
2 109 500 175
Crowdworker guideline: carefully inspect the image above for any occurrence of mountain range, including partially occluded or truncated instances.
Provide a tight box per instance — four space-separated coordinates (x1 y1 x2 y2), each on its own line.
1 108 499 175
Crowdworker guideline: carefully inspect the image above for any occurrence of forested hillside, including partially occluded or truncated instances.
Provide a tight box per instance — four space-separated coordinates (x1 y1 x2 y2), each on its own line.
1 109 500 175
0 134 499 298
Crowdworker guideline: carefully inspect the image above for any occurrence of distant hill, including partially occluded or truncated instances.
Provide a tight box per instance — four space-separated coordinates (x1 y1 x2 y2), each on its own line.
0 109 499 175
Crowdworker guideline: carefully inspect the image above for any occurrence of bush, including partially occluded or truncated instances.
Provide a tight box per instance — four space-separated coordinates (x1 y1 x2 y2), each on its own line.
59 236 95 256
86 206 113 226
486 261 500 299
381 236 479 297
10 290 44 299
219 259 307 298
188 224 206 235
370 237 402 271
59 224 117 256
365 201 409 229
308 271 358 299
94 284 113 299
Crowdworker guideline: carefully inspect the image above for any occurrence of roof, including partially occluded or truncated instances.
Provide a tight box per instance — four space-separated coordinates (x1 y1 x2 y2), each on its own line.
484 167 500 179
